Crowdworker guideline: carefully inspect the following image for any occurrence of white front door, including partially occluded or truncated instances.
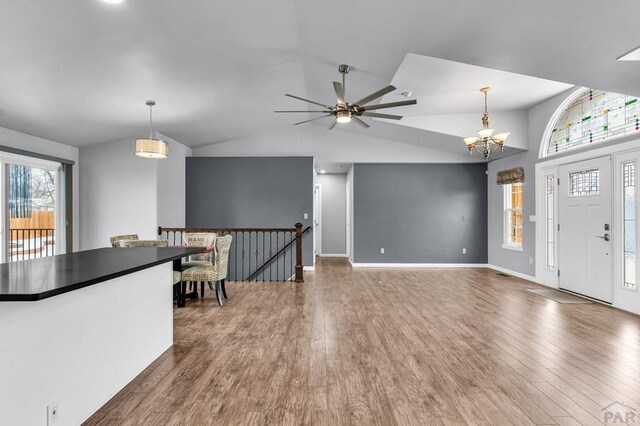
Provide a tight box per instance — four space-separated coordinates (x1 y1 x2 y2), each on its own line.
558 156 613 303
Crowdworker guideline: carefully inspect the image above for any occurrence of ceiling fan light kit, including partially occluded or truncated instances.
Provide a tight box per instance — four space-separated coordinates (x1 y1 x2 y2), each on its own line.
463 87 509 161
275 64 417 129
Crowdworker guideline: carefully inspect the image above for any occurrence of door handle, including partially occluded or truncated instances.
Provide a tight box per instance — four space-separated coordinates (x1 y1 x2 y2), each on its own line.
596 233 610 242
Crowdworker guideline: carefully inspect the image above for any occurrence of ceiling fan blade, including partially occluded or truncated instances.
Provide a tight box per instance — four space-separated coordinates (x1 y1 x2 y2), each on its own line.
361 112 403 120
274 110 331 113
293 114 331 126
354 85 396 106
285 94 333 109
328 120 337 130
333 82 346 105
352 117 370 129
360 99 417 111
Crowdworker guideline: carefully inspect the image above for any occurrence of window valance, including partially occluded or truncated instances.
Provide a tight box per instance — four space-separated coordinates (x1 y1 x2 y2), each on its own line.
497 167 524 185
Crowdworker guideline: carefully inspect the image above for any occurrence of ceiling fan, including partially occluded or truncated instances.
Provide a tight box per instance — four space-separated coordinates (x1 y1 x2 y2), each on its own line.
275 64 417 129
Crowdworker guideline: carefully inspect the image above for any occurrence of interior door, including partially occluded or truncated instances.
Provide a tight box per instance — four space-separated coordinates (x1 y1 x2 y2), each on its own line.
558 156 612 303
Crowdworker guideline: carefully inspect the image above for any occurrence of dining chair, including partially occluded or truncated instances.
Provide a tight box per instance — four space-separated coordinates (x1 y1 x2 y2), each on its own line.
117 239 169 248
181 235 233 306
110 234 139 247
182 232 217 268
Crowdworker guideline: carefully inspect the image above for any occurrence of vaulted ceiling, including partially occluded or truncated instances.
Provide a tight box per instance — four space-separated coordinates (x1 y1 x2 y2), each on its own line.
0 1 638 151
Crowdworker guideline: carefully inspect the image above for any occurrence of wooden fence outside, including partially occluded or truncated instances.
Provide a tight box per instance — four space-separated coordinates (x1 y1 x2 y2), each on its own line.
9 210 55 240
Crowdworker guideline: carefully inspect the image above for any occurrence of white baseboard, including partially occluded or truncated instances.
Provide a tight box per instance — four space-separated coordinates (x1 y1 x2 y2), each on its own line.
318 254 349 258
487 264 538 283
303 266 315 272
350 262 489 268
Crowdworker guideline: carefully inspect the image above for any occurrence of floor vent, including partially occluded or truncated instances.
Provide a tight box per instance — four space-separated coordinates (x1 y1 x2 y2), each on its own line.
496 272 511 277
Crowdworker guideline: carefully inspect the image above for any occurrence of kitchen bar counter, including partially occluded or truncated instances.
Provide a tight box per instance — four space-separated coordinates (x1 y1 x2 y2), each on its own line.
0 247 200 301
0 247 201 425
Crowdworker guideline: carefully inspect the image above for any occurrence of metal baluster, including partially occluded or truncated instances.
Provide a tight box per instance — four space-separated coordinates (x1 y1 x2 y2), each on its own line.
277 232 280 281
254 233 258 282
269 232 272 281
262 231 265 281
248 231 252 282
290 231 293 280
241 232 245 280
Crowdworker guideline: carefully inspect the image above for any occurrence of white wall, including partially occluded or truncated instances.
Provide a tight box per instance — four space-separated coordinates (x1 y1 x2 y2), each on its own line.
347 165 354 261
487 88 576 276
80 134 191 250
0 126 80 250
317 174 347 255
156 133 192 228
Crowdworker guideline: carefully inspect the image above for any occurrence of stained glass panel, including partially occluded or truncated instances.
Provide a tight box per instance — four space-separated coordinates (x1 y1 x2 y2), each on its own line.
546 89 640 157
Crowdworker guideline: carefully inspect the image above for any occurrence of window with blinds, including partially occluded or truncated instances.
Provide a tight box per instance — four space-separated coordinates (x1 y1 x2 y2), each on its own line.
504 183 523 248
623 161 637 291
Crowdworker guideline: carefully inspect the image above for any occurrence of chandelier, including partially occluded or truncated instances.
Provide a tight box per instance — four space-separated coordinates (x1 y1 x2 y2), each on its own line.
135 100 169 159
463 87 509 161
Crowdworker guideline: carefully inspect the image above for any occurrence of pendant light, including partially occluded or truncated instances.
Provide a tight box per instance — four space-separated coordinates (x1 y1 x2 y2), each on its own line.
135 100 168 159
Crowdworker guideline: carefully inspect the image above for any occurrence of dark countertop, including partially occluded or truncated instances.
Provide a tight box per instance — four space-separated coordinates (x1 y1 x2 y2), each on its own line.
0 247 202 302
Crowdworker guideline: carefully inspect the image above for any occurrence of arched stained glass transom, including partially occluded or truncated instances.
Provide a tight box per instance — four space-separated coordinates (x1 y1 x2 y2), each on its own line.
544 88 640 157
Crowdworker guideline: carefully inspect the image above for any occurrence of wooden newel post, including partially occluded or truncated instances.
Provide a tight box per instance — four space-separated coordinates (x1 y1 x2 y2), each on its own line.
294 222 304 283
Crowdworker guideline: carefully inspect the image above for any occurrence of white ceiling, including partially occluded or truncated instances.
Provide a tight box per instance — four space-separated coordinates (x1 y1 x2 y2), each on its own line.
383 54 573 115
0 0 638 149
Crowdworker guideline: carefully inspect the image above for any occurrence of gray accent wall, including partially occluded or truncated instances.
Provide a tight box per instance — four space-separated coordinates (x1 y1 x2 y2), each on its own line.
317 174 347 255
353 163 488 263
185 157 314 268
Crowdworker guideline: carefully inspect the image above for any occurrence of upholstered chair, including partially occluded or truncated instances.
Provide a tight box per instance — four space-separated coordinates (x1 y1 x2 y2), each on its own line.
117 239 169 248
181 235 233 306
182 232 217 269
110 234 139 247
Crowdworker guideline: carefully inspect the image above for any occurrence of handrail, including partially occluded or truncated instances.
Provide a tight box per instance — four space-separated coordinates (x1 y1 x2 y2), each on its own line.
247 226 310 281
159 227 297 233
158 223 309 282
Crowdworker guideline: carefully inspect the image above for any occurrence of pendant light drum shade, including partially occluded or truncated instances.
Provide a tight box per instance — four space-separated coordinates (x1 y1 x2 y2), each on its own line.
134 100 169 159
135 138 168 158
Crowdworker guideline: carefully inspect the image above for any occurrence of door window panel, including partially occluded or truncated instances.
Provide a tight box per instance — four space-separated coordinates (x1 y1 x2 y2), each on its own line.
569 169 600 196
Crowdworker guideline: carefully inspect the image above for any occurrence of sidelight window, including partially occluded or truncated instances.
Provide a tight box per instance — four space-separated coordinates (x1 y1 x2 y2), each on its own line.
545 175 555 270
623 161 637 290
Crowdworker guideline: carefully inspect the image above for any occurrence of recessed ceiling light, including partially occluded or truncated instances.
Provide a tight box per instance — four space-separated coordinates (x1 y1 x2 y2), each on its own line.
617 45 640 61
101 0 124 4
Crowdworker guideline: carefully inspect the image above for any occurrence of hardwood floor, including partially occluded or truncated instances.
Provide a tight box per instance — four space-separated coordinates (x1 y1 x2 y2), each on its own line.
85 258 640 425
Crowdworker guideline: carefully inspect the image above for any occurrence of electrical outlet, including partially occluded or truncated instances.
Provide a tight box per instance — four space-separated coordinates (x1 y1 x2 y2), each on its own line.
462 248 467 254
47 401 59 425
303 213 308 219
380 248 384 254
